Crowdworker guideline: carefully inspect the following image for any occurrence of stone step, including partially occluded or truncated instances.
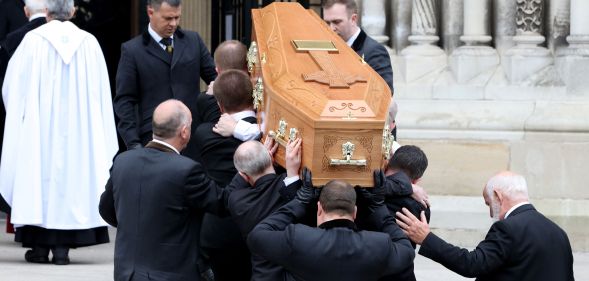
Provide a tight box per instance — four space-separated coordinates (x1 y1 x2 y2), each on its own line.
428 195 589 251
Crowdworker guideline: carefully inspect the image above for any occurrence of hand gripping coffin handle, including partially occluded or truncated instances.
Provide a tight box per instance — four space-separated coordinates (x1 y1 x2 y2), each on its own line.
329 141 367 166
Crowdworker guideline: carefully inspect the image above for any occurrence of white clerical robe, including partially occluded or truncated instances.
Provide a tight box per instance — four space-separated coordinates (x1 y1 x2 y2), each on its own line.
0 20 118 229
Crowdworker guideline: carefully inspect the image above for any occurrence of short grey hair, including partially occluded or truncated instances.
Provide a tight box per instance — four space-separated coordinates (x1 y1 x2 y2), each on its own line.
152 102 190 139
234 141 272 177
148 0 181 10
25 0 47 14
46 0 73 20
485 172 529 200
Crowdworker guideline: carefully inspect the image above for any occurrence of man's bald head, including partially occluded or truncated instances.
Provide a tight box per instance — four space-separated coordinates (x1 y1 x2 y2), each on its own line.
214 40 248 72
152 99 191 140
234 141 272 179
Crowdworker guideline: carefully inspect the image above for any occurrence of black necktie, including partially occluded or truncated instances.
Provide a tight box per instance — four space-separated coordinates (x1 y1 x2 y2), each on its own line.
160 38 173 54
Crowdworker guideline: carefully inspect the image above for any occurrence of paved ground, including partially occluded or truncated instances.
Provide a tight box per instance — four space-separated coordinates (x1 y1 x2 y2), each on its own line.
0 224 587 281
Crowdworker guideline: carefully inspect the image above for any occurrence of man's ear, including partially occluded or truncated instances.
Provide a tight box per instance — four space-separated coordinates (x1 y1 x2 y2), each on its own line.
350 13 358 25
147 5 154 18
69 7 76 19
493 189 503 203
317 201 323 216
217 101 224 114
352 206 357 220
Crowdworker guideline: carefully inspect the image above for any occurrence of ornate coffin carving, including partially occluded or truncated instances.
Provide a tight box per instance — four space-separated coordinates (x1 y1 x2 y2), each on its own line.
250 2 392 186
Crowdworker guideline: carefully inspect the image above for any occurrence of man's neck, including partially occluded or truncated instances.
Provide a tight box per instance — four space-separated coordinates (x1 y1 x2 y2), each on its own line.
151 138 181 154
345 26 361 46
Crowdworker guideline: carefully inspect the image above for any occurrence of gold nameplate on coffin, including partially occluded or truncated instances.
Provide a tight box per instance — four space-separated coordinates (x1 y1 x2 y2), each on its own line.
250 2 392 186
291 40 338 52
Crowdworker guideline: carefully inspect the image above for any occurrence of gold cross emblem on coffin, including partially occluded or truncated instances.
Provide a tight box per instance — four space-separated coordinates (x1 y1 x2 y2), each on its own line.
292 40 367 88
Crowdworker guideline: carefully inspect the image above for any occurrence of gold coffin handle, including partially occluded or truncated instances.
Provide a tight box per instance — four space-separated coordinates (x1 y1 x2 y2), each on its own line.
268 119 298 147
329 141 367 166
329 158 367 166
268 130 288 147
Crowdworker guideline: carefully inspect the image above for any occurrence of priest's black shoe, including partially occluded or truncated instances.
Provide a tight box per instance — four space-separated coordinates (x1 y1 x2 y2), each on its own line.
51 246 70 265
24 247 50 263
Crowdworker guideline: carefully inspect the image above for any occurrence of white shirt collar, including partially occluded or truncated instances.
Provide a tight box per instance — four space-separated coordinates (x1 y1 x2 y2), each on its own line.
151 139 180 154
29 13 46 21
504 202 530 219
346 27 361 47
230 110 256 121
148 24 173 50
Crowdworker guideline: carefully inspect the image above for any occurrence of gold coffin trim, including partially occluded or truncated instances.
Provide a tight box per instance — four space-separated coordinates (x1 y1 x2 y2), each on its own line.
292 40 338 52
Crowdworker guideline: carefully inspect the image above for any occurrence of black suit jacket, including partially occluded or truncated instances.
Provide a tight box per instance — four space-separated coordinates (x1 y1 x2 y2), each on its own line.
196 116 257 250
380 172 431 281
419 204 574 281
351 29 394 92
98 141 229 281
0 0 27 41
247 200 415 281
227 173 300 281
114 27 216 160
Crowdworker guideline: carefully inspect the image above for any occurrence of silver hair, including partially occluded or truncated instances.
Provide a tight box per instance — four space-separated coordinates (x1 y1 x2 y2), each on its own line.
485 172 529 200
25 0 47 14
46 0 73 20
233 141 272 177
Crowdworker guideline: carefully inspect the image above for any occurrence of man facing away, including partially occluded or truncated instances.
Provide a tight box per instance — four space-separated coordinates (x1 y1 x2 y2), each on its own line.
227 138 302 281
396 171 575 281
99 99 230 281
247 170 415 281
322 0 394 92
114 0 217 161
0 0 118 265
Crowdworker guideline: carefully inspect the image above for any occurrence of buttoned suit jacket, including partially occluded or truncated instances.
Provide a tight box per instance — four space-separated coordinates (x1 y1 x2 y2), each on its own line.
98 141 228 281
114 27 216 160
351 29 393 92
419 204 574 281
247 200 415 281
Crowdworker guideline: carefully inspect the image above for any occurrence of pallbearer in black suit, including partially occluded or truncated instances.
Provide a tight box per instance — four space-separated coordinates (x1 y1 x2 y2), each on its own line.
228 138 301 281
114 0 217 160
322 0 393 92
99 99 230 281
196 69 259 281
247 170 416 281
396 171 575 281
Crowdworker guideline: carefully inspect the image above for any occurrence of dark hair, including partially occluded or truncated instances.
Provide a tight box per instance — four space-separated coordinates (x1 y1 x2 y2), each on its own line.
322 0 358 15
214 40 248 71
319 180 356 216
213 69 253 113
148 0 181 10
388 145 428 181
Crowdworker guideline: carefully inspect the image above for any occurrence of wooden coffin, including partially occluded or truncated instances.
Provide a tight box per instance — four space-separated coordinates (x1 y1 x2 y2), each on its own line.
249 2 393 186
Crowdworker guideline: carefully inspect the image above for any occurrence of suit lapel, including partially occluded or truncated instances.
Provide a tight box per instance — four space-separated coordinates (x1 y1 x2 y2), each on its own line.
145 141 176 153
171 28 186 69
142 30 171 65
351 29 367 53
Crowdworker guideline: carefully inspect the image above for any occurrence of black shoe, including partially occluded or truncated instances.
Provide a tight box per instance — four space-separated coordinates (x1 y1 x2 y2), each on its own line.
25 247 50 263
51 246 70 265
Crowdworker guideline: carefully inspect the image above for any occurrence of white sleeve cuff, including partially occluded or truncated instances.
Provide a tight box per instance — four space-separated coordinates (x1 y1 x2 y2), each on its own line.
233 120 261 141
283 176 300 186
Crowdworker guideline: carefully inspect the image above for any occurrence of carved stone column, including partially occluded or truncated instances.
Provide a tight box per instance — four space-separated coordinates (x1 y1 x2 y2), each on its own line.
400 0 446 82
503 0 553 84
493 0 517 54
390 0 412 54
556 0 589 96
449 0 498 84
440 0 463 54
361 0 389 44
546 0 570 53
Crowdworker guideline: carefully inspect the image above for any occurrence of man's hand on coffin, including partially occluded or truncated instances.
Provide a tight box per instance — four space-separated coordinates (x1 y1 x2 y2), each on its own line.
213 113 237 137
263 136 278 161
286 138 302 178
357 170 386 212
296 167 318 205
